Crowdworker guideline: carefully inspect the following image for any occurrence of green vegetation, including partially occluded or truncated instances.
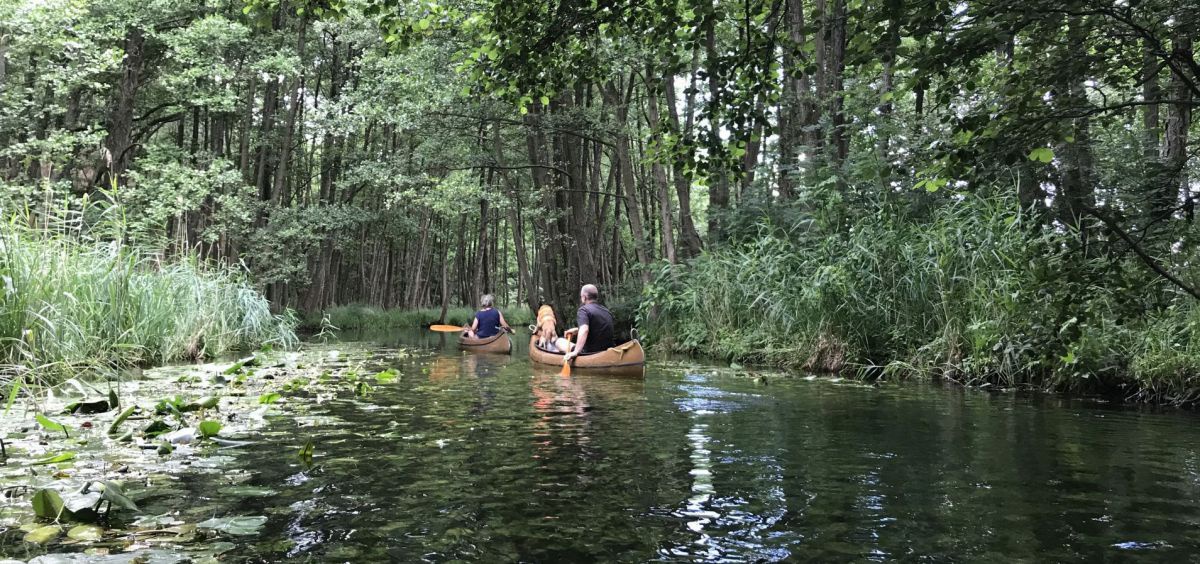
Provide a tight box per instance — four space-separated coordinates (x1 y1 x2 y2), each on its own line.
1 0 1198 403
640 190 1200 404
0 206 296 390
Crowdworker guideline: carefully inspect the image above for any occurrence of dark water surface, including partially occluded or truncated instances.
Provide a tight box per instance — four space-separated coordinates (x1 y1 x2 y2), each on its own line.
10 329 1200 562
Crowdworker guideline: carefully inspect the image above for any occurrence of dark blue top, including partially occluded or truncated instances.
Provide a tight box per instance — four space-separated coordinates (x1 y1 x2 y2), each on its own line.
474 308 502 338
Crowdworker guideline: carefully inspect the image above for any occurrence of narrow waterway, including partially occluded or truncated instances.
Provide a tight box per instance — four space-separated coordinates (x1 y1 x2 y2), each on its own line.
3 329 1200 562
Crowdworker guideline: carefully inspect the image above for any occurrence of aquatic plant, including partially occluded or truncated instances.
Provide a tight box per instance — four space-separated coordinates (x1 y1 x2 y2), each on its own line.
0 205 296 392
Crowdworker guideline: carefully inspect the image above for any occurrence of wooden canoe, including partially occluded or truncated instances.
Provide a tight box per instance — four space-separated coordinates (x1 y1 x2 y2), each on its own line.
527 336 645 375
458 331 513 354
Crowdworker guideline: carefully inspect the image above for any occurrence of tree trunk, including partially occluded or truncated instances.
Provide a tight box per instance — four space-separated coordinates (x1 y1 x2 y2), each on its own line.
474 195 490 302
1160 31 1193 223
1142 41 1161 159
703 9 730 243
777 0 817 199
239 76 255 180
103 27 145 183
274 18 307 206
645 70 677 264
604 80 652 285
663 70 704 258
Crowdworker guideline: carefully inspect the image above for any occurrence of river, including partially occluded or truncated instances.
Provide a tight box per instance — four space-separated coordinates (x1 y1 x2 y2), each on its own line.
3 329 1199 562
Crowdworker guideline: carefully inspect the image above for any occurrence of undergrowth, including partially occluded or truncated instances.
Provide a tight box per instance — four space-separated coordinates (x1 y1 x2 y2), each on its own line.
640 190 1200 405
0 191 296 394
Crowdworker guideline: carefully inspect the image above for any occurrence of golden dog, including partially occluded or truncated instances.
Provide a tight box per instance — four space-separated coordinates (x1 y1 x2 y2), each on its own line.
534 305 559 350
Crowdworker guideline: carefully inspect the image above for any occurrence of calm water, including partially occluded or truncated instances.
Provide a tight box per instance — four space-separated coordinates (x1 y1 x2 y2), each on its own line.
12 330 1200 562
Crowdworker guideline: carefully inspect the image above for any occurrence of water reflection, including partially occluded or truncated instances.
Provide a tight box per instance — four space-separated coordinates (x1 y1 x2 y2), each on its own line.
16 334 1200 563
659 377 793 562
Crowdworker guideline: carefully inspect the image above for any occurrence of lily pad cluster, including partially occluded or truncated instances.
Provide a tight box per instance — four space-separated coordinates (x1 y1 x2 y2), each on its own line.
0 345 425 558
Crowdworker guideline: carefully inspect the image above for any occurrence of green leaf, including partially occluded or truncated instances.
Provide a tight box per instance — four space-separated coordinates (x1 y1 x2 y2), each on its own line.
417 18 430 30
298 438 314 464
24 524 62 544
67 524 103 542
108 389 119 410
258 392 282 405
1028 147 1055 163
143 420 171 438
100 481 138 512
108 406 137 436
36 413 69 437
32 489 66 520
374 369 399 384
197 515 268 536
198 420 222 438
4 378 19 414
30 451 76 466
539 95 550 106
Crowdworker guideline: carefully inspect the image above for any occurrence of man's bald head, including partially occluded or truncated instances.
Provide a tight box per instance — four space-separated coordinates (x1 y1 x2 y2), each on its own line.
580 284 599 303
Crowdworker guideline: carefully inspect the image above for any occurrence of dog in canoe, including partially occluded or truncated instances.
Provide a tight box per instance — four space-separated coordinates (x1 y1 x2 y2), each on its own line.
534 304 559 351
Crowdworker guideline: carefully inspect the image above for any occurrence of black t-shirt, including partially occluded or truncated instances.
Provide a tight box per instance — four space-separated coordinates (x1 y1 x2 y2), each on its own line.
577 302 615 353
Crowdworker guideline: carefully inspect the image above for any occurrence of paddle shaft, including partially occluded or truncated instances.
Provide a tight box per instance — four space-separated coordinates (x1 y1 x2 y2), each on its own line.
560 332 575 376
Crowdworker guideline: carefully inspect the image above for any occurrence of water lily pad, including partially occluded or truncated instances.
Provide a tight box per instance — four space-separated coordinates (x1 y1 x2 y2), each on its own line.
143 420 171 438
132 513 183 528
66 524 103 541
198 420 221 438
32 489 66 520
218 485 278 497
66 398 112 415
197 515 267 535
164 428 195 444
24 524 62 544
99 481 138 512
61 489 101 515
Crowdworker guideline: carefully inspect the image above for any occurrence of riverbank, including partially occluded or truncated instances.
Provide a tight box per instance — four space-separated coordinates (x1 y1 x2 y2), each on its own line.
639 193 1200 406
0 226 297 393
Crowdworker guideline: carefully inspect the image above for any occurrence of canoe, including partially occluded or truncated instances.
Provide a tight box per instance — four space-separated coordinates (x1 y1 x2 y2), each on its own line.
458 331 513 354
527 336 645 375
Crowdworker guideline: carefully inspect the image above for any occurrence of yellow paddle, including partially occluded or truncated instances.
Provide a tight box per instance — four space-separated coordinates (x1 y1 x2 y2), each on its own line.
428 324 466 333
560 332 575 377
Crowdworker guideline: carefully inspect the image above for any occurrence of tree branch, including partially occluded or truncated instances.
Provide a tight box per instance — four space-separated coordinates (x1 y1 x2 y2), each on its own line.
1083 204 1200 300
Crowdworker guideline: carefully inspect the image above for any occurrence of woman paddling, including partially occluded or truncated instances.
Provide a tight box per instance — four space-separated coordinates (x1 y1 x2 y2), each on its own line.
464 294 512 339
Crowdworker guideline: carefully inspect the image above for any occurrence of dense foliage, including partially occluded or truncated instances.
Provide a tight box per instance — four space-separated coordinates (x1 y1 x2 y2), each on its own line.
0 199 296 389
1 0 1198 400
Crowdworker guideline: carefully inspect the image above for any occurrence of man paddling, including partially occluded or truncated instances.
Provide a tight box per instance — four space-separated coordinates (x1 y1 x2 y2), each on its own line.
555 284 615 363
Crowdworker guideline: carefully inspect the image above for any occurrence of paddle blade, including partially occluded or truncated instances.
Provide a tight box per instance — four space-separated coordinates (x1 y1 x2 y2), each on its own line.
429 324 465 333
560 360 571 377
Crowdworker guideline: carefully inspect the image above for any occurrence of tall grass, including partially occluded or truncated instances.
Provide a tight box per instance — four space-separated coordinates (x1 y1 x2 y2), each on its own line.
0 201 296 390
640 191 1200 404
302 305 534 331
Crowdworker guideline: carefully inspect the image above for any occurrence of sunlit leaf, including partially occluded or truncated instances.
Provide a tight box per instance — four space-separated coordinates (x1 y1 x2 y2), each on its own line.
197 515 268 536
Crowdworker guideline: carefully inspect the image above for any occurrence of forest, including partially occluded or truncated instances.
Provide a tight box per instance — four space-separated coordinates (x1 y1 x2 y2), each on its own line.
1 0 1199 402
